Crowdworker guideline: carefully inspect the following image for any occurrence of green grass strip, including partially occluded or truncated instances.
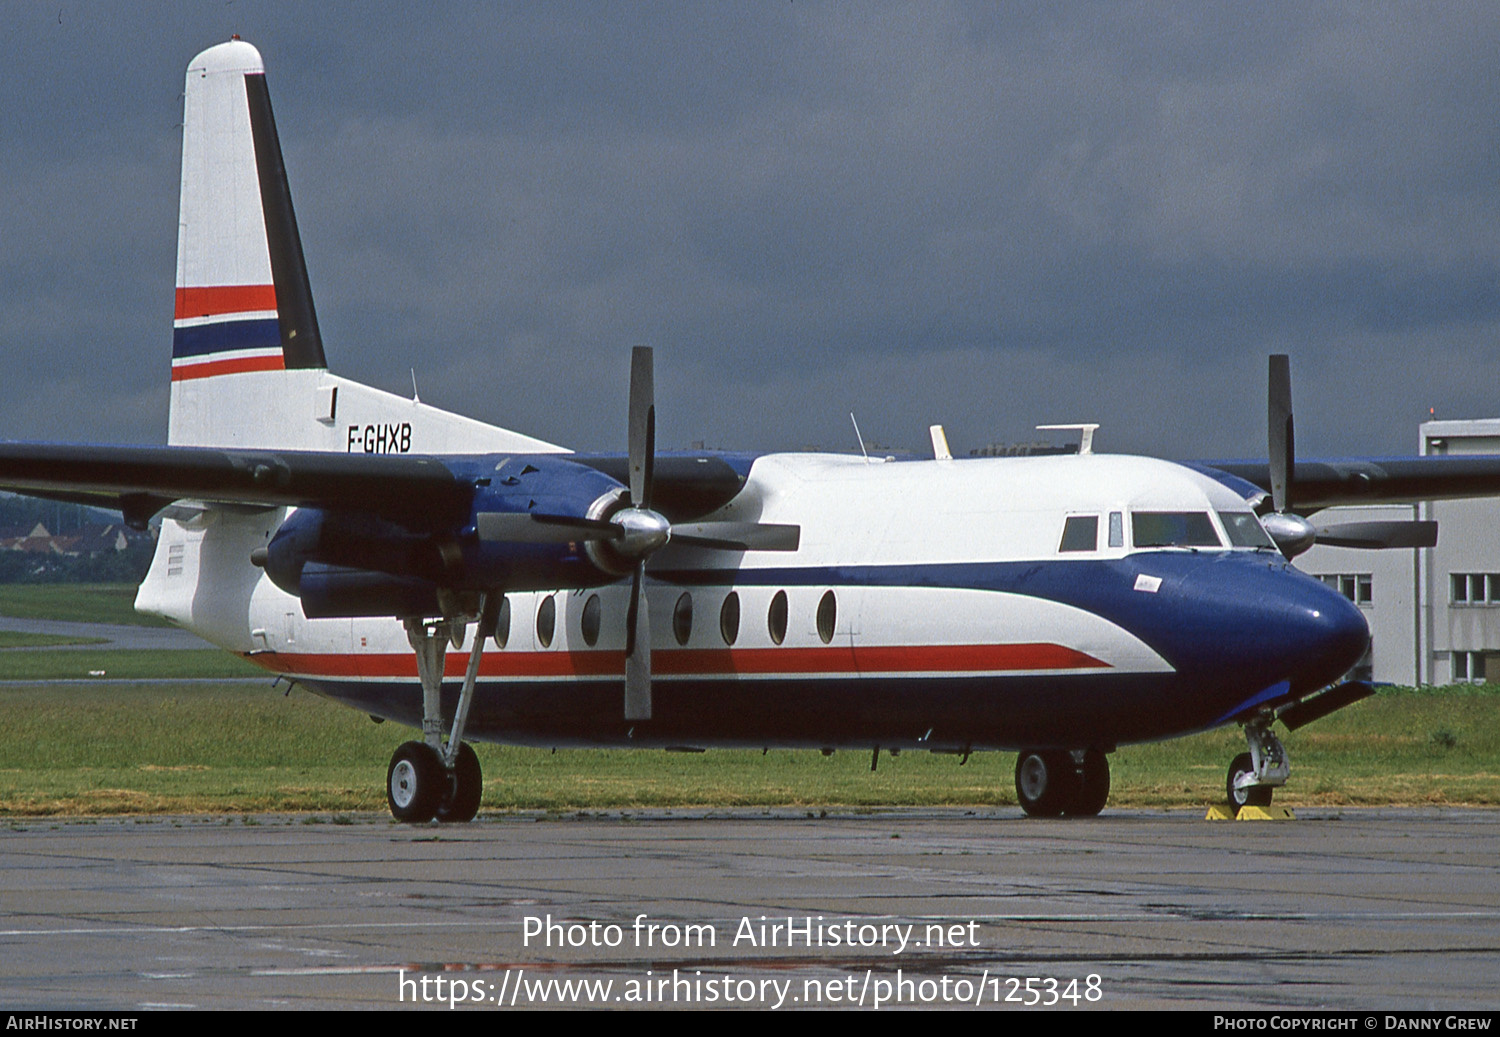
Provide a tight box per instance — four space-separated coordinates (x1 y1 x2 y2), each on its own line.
0 584 170 627
0 681 1496 816
0 649 264 680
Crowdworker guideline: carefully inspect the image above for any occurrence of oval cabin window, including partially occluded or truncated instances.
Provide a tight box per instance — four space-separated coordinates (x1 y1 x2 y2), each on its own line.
673 592 693 646
536 594 556 648
719 591 740 646
493 596 511 649
816 590 837 644
768 590 788 646
581 593 601 647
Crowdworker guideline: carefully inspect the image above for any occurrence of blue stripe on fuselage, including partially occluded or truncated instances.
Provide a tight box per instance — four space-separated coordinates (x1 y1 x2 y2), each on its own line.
655 551 1368 699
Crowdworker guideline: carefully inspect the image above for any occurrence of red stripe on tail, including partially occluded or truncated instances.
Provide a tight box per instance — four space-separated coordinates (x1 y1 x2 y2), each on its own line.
174 285 277 320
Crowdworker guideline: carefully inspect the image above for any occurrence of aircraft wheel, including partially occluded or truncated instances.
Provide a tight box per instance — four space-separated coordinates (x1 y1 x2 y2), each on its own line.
436 742 483 823
1226 752 1273 809
1066 749 1110 817
387 741 444 823
1015 749 1077 818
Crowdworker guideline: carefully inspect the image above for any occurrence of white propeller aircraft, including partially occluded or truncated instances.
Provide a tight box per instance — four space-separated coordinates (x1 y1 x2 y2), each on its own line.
4 40 1496 822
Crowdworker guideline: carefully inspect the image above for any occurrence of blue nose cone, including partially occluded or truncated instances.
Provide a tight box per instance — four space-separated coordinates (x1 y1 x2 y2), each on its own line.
1267 568 1371 693
1155 554 1370 695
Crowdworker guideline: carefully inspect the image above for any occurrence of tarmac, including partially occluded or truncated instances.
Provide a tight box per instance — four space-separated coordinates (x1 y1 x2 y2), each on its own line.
0 615 203 651
1 807 1497 1011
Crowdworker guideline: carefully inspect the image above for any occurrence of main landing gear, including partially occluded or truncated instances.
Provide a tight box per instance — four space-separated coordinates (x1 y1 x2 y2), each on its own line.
386 594 499 823
1225 711 1288 810
1014 748 1110 818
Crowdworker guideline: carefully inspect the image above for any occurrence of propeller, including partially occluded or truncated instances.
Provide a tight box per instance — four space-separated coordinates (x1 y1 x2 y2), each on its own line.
1260 355 1436 558
476 347 799 721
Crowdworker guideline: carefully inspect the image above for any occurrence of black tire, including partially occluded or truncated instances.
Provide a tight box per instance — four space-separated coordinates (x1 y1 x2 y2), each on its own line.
1067 749 1110 817
387 741 444 823
1226 751 1273 809
436 742 483 823
1015 749 1077 818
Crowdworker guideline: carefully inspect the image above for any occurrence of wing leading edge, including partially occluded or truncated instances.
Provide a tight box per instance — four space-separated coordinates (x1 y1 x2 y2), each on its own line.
1198 456 1500 514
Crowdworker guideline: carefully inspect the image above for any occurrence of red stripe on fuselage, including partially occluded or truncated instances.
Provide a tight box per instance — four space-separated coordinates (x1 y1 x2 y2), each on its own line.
247 643 1109 680
175 284 278 320
171 354 286 381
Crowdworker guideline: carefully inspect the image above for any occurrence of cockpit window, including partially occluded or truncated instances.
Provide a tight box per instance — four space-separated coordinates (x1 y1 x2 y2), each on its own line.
1132 511 1221 548
1059 515 1098 552
1218 511 1276 549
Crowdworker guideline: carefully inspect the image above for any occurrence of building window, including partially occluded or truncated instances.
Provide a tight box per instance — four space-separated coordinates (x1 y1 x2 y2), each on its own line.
1451 573 1500 605
1451 651 1494 683
1319 573 1372 606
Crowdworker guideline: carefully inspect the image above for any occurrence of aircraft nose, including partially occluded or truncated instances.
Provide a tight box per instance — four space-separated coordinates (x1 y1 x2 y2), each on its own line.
1274 573 1370 692
1165 556 1370 694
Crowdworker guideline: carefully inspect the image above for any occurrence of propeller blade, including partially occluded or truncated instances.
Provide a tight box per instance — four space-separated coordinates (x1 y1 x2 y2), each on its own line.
1268 354 1294 515
1314 520 1438 550
628 347 655 510
624 561 651 721
670 521 802 552
475 512 620 543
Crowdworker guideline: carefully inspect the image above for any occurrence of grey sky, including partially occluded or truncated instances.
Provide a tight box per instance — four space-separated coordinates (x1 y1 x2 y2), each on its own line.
3 2 1497 460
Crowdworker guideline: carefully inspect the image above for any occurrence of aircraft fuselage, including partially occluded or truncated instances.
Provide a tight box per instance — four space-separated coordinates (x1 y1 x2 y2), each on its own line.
138 450 1369 753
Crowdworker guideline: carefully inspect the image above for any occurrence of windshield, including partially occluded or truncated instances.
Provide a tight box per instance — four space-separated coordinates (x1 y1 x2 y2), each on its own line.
1218 511 1276 549
1132 511 1222 549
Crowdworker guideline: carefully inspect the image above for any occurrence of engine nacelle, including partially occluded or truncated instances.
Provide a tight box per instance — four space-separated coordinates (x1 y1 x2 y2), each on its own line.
257 455 634 618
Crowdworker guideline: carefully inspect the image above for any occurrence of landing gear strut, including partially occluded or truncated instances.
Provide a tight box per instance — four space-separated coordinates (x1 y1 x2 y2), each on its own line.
1226 711 1288 809
1014 748 1110 818
386 594 498 823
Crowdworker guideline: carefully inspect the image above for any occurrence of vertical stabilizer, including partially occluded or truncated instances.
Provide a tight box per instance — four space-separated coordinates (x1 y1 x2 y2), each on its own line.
170 39 325 444
165 39 563 457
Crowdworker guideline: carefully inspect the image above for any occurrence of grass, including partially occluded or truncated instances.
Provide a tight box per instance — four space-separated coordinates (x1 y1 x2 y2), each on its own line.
0 583 169 627
0 679 1495 816
0 648 263 680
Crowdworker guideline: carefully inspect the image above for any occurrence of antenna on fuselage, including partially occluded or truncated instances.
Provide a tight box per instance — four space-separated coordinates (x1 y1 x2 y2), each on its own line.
849 412 870 463
929 424 953 461
1036 423 1099 455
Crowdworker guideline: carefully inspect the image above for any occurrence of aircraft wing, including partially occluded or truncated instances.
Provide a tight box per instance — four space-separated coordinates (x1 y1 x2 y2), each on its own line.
0 443 753 531
1199 456 1500 512
0 442 474 530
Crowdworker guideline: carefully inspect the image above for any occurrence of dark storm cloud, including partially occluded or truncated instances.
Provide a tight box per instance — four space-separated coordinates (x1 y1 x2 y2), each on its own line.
2 2 1496 458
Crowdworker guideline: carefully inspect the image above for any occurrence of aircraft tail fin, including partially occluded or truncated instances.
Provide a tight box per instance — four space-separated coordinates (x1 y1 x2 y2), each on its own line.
166 39 562 456
171 39 322 395
168 38 330 447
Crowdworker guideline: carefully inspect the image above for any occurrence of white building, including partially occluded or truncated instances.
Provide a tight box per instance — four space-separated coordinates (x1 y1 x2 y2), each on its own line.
1298 418 1500 687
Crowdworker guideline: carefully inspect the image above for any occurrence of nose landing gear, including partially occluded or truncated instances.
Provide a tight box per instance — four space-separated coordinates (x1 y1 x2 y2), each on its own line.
1226 712 1288 810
